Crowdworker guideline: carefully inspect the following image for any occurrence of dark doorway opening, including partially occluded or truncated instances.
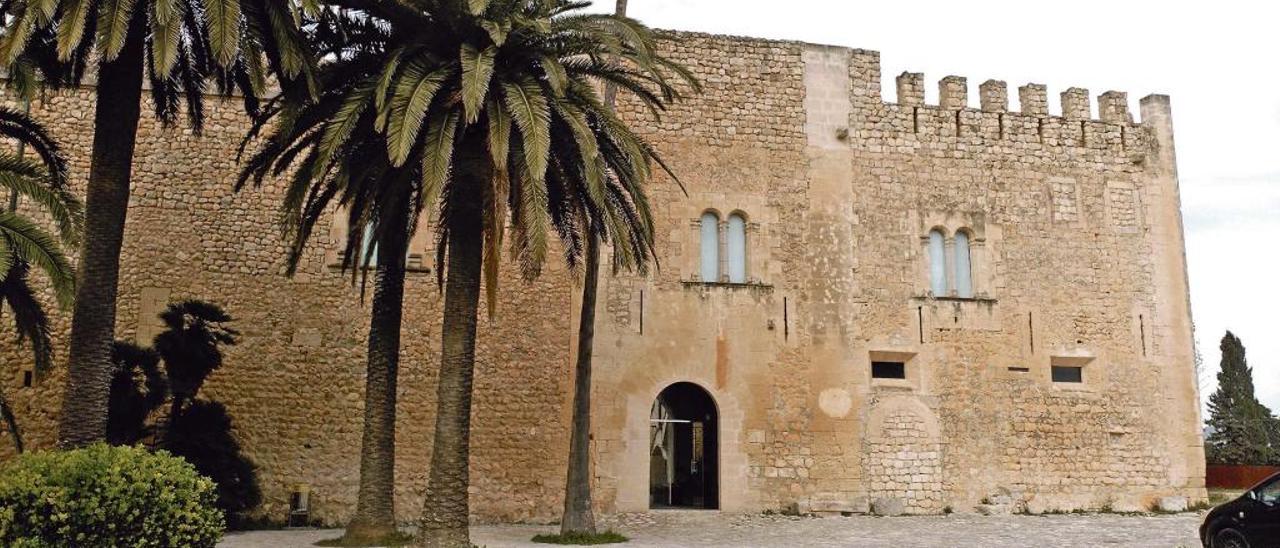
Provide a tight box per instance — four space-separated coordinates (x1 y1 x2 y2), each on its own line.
649 382 719 509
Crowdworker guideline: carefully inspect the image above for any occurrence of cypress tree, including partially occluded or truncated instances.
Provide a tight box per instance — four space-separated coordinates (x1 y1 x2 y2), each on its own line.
1205 331 1280 464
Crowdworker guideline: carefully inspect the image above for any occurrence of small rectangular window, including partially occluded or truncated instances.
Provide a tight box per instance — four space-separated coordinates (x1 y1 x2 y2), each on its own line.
1051 365 1083 383
21 370 33 388
871 361 906 379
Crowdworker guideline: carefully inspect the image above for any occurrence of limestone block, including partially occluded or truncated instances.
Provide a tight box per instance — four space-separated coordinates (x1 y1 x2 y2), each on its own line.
979 80 1008 112
1158 496 1188 513
871 497 905 516
1109 499 1145 513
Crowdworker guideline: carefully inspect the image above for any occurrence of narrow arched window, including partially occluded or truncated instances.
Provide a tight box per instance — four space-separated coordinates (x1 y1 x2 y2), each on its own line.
726 213 747 283
928 229 946 296
954 230 972 298
361 222 379 267
700 212 720 282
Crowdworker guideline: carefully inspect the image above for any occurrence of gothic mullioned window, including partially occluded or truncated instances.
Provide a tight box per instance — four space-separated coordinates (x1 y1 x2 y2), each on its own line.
926 226 978 298
698 209 752 284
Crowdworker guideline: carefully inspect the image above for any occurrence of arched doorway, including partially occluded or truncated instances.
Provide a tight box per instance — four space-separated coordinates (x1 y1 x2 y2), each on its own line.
649 382 719 509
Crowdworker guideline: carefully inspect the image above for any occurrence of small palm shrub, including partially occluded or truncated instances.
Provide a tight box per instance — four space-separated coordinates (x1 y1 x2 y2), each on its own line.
0 443 224 547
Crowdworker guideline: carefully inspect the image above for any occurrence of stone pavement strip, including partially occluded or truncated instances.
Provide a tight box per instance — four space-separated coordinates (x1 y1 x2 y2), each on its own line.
218 511 1205 547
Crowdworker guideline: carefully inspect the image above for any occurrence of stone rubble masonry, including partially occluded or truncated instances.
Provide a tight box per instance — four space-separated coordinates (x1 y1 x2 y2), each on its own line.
0 29 1205 524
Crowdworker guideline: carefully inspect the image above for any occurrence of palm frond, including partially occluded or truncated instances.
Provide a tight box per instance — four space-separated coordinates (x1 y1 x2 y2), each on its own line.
459 43 495 124
0 210 75 307
386 61 452 166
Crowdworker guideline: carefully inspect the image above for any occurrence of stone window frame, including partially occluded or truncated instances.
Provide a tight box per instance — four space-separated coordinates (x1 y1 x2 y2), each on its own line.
867 349 920 391
916 212 991 301
1104 180 1143 234
16 365 34 389
1047 176 1087 228
1048 354 1096 391
327 207 433 273
685 203 767 287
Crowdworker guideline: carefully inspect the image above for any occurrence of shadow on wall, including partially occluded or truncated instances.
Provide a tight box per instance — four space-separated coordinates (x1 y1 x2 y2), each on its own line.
106 299 261 528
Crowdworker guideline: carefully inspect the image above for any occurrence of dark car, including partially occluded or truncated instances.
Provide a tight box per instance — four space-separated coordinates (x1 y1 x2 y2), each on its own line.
1202 472 1280 547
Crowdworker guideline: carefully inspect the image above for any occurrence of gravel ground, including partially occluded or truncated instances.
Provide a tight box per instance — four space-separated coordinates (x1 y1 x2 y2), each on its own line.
218 510 1205 547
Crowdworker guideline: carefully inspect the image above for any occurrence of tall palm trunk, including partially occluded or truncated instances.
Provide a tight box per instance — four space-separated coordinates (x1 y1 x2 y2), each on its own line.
417 199 483 548
561 231 600 534
346 209 409 542
58 14 147 448
560 1 626 533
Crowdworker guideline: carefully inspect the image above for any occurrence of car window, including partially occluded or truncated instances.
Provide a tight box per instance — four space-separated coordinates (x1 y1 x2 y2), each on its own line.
1257 478 1280 503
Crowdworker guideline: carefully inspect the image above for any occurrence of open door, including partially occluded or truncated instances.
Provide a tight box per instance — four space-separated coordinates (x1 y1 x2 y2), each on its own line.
649 382 718 509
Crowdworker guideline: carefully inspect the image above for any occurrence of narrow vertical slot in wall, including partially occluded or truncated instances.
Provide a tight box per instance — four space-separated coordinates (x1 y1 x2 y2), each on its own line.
639 290 645 335
998 113 1005 140
1028 312 1035 353
1079 120 1087 146
918 306 925 344
783 297 789 341
1139 314 1146 357
955 110 962 136
912 107 919 134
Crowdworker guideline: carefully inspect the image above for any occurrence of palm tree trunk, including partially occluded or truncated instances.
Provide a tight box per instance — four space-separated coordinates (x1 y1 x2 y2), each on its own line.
346 209 409 543
58 14 147 448
560 1 627 533
417 200 483 548
561 231 600 534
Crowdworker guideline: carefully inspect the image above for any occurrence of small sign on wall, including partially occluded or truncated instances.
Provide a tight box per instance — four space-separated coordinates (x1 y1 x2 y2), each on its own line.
136 287 171 345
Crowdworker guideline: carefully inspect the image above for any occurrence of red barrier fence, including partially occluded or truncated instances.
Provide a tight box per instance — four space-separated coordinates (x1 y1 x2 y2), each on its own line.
1206 464 1280 490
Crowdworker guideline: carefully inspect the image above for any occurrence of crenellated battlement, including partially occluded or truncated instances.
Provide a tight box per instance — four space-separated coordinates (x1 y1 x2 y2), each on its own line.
850 49 1150 127
816 46 1170 161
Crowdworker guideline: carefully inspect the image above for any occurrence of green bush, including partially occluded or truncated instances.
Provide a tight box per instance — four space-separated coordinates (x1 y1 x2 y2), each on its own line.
0 443 225 547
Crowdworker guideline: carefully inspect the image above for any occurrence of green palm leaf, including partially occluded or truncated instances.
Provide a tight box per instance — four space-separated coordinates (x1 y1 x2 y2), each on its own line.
420 109 459 220
0 171 83 246
386 62 452 166
459 43 496 125
0 211 76 308
151 5 184 76
499 75 551 184
97 0 139 62
205 0 242 67
55 0 94 61
318 81 375 171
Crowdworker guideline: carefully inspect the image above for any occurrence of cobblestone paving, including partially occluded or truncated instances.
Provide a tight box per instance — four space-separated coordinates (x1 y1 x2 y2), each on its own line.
219 511 1204 547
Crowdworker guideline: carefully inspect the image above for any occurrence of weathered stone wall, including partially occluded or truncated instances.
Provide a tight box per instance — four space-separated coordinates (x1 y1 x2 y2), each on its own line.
0 29 1204 523
594 31 1204 516
0 85 575 525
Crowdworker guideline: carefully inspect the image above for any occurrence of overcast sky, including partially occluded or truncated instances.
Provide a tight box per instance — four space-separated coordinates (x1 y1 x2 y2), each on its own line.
582 0 1280 413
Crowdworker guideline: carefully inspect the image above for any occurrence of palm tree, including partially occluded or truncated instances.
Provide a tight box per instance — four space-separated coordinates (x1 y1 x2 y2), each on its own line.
0 0 317 447
238 11 424 540
260 1 694 545
0 107 80 452
558 0 631 536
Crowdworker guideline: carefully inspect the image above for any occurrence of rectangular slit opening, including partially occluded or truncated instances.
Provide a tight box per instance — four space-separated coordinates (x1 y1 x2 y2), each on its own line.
1051 365 1083 383
871 361 906 380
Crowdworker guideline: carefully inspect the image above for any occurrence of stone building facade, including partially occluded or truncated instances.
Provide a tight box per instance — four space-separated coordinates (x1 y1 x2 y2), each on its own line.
0 30 1205 523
